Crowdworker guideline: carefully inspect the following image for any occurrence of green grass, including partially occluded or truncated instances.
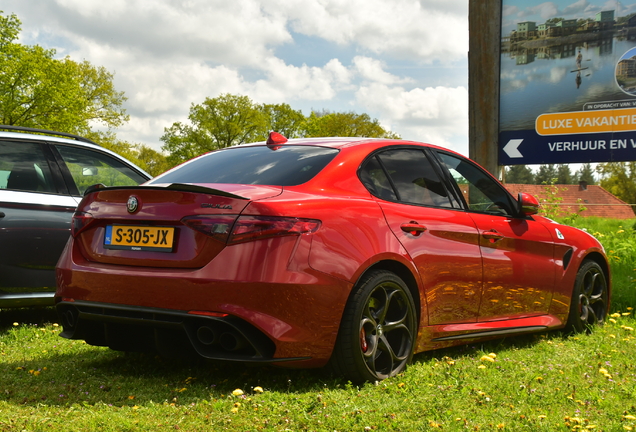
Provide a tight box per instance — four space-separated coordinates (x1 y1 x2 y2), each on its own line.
561 217 636 311
0 217 634 431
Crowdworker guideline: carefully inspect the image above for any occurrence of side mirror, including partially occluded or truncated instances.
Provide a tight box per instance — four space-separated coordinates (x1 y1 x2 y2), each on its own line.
82 167 98 176
517 192 539 216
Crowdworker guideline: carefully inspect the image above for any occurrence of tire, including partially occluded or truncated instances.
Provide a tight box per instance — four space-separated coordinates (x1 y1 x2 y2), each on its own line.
331 270 417 383
565 260 609 333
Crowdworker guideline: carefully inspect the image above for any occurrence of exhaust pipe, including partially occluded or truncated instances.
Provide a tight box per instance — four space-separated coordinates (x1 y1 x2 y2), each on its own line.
196 326 218 345
219 331 248 351
62 309 76 328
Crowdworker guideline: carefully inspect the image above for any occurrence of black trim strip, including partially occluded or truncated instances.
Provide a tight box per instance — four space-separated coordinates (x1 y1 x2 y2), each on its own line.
432 326 548 341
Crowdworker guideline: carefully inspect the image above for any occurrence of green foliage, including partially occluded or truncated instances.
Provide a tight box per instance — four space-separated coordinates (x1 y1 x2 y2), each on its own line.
86 132 169 177
555 164 573 184
261 103 306 139
561 217 636 310
575 163 596 185
597 162 636 216
0 11 128 134
535 164 558 185
161 94 266 166
161 94 400 166
505 164 535 184
538 182 586 224
304 110 399 139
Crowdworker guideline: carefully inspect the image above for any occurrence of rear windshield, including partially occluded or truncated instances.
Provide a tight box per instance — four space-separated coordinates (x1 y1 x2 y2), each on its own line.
150 145 339 186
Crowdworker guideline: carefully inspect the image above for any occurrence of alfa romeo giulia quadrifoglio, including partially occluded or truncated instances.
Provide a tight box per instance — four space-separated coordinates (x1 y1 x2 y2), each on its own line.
55 132 610 382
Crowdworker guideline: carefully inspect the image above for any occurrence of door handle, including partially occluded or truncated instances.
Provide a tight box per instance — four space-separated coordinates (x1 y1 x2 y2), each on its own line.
482 229 504 242
401 222 427 237
0 212 5 218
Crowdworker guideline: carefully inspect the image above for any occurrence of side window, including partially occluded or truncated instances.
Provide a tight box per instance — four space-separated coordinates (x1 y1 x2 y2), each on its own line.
56 145 147 195
0 141 57 193
359 156 397 201
437 152 514 216
368 149 452 207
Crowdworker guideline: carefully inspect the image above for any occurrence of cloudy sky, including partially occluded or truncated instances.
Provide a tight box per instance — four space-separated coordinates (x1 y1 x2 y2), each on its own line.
2 0 470 154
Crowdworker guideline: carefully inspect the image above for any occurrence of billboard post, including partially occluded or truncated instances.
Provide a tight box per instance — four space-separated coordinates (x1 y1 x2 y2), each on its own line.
468 0 502 178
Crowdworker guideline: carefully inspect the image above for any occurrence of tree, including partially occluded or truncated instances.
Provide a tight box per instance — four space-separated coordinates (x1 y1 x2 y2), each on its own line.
556 164 574 184
505 165 535 184
304 110 399 139
597 162 636 214
161 94 401 165
261 103 306 139
89 131 169 177
575 163 596 185
535 164 558 184
161 94 265 165
0 11 128 134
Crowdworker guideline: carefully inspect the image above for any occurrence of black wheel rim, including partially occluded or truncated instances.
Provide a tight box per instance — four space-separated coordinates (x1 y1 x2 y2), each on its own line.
359 281 414 379
577 266 607 326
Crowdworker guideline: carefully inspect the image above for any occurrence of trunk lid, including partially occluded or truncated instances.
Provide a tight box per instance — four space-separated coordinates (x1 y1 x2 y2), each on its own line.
73 183 282 268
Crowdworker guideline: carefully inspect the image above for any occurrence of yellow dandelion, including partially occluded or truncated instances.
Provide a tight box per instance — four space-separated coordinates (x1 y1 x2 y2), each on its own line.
488 353 497 359
230 407 239 414
232 389 244 396
234 402 241 407
480 355 495 362
628 307 633 311
623 415 636 420
132 405 139 410
429 421 441 428
623 426 633 431
497 423 505 429
535 376 543 381
623 312 632 316
478 365 487 369
12 322 18 326
128 395 135 400
609 334 616 338
610 318 617 323
611 313 621 318
621 326 634 331
538 415 547 419
33 371 40 376
253 386 264 393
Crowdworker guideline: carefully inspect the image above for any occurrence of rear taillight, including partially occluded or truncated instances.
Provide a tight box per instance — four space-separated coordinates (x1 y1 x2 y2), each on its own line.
181 215 321 245
229 216 321 244
71 211 94 237
181 215 236 243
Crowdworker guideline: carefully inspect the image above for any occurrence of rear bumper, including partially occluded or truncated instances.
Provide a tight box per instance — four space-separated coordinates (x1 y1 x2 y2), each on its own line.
57 300 307 363
55 235 353 367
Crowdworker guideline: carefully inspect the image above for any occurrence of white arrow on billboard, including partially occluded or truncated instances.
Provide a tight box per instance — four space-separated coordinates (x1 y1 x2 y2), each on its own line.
503 139 523 158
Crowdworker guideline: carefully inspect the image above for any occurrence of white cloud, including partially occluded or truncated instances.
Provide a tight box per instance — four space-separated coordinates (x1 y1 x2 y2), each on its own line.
352 57 413 85
355 83 468 152
3 0 469 153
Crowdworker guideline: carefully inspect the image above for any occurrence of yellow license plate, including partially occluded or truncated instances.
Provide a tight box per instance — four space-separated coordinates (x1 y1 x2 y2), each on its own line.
104 225 175 252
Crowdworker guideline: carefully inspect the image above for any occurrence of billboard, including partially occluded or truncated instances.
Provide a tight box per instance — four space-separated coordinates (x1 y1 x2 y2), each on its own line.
499 2 636 165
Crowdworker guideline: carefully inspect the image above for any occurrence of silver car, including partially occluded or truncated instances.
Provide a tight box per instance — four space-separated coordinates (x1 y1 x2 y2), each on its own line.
0 126 151 307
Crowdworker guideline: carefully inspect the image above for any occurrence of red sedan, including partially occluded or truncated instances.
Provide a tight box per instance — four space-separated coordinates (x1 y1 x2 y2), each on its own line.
55 133 610 382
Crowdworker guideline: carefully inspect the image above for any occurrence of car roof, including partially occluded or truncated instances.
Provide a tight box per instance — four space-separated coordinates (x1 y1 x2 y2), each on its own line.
237 136 461 156
0 128 152 179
